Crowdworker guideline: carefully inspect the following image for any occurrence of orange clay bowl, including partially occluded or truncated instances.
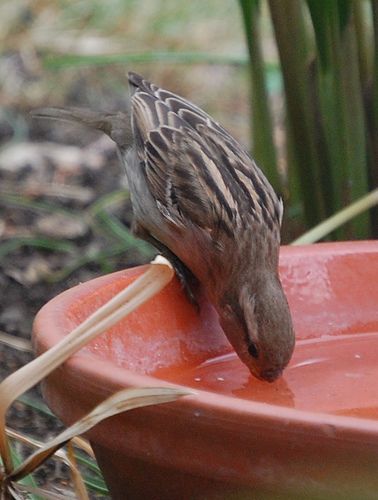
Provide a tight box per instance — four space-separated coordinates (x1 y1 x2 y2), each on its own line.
33 241 378 500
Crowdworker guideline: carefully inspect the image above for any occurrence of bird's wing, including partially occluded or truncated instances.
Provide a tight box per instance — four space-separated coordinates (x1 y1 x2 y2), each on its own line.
146 125 241 237
128 71 237 143
128 72 282 238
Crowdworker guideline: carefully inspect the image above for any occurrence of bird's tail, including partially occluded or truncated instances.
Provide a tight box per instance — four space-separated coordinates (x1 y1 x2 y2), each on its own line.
31 107 132 148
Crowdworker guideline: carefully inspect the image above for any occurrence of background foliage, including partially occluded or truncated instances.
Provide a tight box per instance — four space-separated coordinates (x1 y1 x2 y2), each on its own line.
240 0 378 239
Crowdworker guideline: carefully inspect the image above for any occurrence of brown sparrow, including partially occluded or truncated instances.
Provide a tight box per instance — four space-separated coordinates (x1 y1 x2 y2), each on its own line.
32 72 295 382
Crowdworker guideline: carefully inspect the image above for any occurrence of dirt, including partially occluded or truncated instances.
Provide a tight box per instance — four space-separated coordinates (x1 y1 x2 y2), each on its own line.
0 97 149 496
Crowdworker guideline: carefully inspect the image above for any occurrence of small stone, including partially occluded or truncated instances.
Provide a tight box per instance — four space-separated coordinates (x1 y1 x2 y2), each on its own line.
36 213 88 239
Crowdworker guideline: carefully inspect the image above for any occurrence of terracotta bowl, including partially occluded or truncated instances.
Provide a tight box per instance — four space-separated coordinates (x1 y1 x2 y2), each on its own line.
33 242 378 499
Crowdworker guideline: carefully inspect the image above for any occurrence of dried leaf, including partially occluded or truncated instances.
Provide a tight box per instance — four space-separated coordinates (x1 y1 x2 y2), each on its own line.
0 332 32 353
70 438 94 459
6 428 93 498
66 442 88 500
9 386 190 481
0 257 174 473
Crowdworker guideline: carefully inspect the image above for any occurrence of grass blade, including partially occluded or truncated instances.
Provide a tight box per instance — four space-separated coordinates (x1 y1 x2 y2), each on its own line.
0 237 75 260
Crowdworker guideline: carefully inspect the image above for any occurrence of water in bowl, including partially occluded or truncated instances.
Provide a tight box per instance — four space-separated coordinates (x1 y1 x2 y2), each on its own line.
156 331 378 419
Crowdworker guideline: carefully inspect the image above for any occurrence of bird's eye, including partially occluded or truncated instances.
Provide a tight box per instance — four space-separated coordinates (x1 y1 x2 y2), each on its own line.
248 342 259 359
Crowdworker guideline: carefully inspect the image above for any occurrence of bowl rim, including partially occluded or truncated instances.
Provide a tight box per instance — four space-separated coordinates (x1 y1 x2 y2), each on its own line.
33 241 378 439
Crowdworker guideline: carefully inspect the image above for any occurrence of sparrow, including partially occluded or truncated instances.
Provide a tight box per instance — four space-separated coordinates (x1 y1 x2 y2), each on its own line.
32 72 295 382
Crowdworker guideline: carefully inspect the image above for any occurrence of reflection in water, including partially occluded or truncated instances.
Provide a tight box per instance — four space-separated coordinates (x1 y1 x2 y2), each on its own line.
234 374 295 407
157 332 378 419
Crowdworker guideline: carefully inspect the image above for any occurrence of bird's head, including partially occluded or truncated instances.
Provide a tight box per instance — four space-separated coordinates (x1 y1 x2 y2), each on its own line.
218 275 295 382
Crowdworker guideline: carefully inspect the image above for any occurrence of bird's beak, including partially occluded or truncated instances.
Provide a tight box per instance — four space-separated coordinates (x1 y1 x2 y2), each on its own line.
258 367 283 383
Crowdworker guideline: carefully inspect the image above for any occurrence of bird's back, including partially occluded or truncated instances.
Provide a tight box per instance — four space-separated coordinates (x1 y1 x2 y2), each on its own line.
127 72 282 243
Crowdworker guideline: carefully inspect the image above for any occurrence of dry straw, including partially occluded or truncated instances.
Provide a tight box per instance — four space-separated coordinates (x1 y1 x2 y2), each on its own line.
0 256 191 498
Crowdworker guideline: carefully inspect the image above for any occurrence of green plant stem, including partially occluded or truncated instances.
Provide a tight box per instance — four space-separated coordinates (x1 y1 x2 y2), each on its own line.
353 1 372 86
268 0 325 227
238 0 280 192
339 12 370 237
308 2 370 238
369 0 378 235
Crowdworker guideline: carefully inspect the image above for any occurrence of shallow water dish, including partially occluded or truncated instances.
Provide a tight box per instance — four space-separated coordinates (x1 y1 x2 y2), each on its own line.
33 241 378 499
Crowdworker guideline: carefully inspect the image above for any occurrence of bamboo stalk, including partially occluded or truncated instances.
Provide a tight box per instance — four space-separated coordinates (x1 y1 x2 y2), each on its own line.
339 12 370 237
369 0 378 235
307 2 370 238
353 0 372 86
238 0 281 192
268 0 325 227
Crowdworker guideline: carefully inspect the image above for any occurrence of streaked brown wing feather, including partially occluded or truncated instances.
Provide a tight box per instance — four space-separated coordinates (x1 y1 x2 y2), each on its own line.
146 125 236 233
128 72 282 240
129 72 239 144
198 125 283 230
